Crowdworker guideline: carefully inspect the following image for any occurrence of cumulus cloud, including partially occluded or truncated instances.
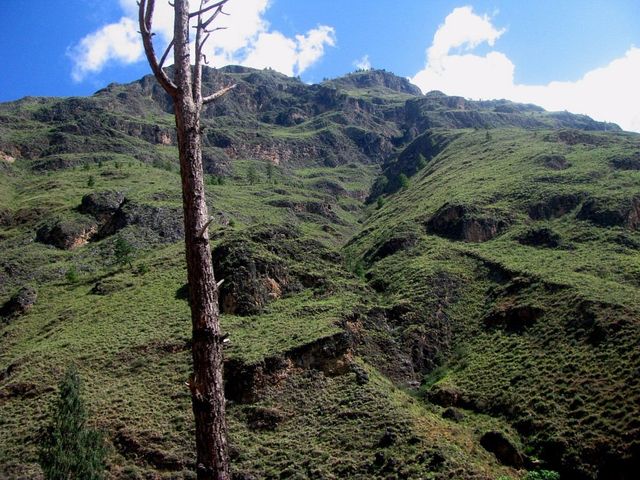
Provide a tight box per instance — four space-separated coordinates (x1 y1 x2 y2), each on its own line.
354 54 371 70
69 0 335 81
69 17 142 82
411 6 640 132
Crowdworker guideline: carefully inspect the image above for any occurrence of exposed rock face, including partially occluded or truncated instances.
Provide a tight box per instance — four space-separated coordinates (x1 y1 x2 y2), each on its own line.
0 287 37 319
517 227 561 248
365 232 419 264
224 332 352 403
79 191 184 243
267 199 342 223
35 216 98 249
212 240 295 315
480 431 524 468
425 203 510 242
108 202 184 242
527 194 582 220
577 197 640 229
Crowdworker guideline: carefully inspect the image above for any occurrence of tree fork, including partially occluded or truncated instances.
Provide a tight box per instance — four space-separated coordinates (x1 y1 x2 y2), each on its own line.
138 1 234 479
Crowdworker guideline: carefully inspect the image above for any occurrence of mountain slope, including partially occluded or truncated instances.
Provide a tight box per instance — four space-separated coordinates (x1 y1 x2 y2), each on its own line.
0 67 638 480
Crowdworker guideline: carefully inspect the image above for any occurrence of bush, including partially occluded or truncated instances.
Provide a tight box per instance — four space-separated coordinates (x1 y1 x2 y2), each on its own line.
398 173 409 190
65 266 79 284
376 197 385 210
87 175 95 187
38 366 106 480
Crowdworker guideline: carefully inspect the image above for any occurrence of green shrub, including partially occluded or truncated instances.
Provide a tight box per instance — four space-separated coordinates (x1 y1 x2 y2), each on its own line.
38 366 106 480
398 173 409 190
65 266 79 284
87 175 95 188
376 197 385 210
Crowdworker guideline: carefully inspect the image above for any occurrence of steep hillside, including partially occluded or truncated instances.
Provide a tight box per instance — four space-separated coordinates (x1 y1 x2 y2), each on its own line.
0 67 637 480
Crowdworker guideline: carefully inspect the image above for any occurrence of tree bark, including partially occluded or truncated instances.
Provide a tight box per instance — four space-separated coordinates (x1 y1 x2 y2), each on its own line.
139 1 231 479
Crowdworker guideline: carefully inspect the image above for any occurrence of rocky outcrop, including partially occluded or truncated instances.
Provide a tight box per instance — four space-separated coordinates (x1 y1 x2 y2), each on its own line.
35 215 98 249
610 153 640 171
79 191 184 243
108 202 184 242
0 286 37 319
577 197 640 229
425 203 510 242
536 154 571 170
483 303 545 333
527 193 582 219
224 332 352 403
78 190 125 223
267 199 342 224
365 232 419 264
213 239 295 315
480 431 524 468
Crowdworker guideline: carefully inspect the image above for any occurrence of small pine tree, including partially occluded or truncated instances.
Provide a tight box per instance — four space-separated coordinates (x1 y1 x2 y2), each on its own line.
247 163 259 185
87 176 95 188
113 235 134 268
38 366 106 480
398 173 409 190
376 196 385 210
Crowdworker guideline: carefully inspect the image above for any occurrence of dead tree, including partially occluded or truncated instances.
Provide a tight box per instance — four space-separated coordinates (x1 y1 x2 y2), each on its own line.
138 1 234 478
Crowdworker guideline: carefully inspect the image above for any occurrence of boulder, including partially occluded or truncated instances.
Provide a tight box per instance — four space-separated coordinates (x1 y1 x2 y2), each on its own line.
78 190 125 222
0 287 37 319
425 203 510 242
35 216 98 249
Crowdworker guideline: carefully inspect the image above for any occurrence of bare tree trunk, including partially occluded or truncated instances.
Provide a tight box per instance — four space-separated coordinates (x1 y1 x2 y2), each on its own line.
138 1 234 479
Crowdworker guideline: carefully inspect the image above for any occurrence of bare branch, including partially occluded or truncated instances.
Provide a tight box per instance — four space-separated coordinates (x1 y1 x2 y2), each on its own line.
158 38 174 69
138 0 178 96
202 84 237 104
189 0 228 18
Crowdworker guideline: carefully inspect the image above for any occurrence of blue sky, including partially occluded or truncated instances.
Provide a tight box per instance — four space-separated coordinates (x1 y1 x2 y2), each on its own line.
1 0 639 130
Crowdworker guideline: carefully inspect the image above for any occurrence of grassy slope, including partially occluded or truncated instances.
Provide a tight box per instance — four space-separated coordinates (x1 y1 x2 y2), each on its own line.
347 128 640 478
0 157 519 480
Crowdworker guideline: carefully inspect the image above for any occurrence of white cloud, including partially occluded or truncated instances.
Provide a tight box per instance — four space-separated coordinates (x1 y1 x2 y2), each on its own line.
69 17 142 82
69 0 335 81
427 6 504 66
354 54 371 70
411 6 640 132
